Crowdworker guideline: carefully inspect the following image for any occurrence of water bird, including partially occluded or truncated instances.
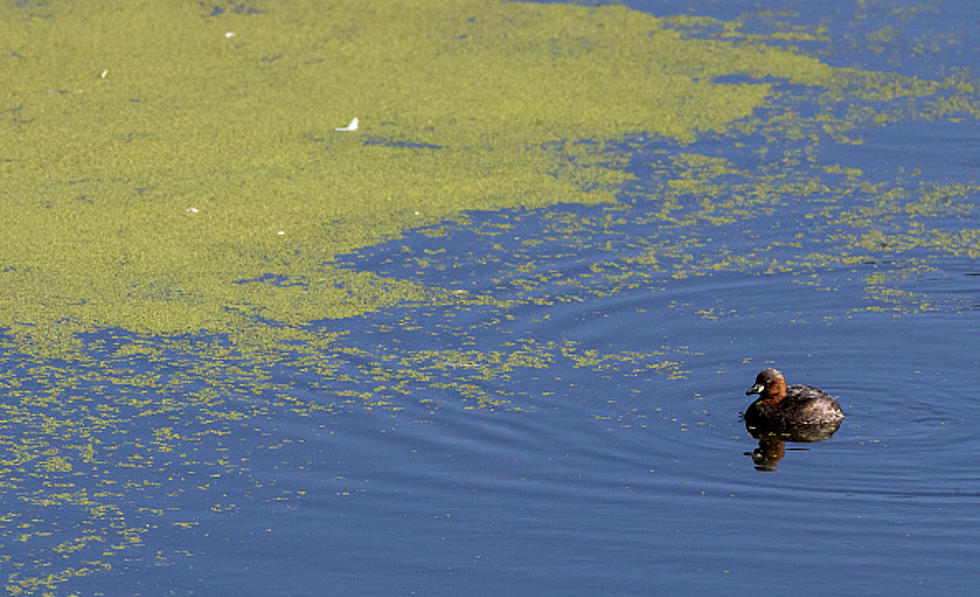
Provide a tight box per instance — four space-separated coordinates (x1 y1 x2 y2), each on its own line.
743 368 844 427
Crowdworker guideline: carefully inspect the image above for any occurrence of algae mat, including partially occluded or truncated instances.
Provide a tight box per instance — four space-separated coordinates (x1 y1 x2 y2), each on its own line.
0 0 901 354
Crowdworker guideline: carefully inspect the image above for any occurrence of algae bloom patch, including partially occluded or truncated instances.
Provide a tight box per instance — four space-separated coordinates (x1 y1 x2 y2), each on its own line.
0 0 961 355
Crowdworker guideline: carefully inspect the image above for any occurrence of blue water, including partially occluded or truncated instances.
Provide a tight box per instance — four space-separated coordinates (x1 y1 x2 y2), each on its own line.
2 0 979 595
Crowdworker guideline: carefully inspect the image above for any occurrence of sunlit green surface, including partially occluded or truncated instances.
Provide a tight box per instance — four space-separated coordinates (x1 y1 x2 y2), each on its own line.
5 0 969 354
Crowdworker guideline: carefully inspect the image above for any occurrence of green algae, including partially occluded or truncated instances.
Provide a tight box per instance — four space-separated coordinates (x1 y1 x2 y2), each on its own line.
3 0 947 356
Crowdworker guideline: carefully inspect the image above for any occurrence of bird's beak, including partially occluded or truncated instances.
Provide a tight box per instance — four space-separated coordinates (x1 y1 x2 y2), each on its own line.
746 383 763 396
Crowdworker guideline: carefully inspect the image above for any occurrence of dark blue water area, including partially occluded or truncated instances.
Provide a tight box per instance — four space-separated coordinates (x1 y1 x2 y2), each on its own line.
59 277 979 595
529 0 980 77
826 119 980 184
4 238 976 594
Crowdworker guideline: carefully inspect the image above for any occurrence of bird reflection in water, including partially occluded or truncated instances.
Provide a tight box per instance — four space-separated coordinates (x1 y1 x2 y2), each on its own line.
744 420 842 471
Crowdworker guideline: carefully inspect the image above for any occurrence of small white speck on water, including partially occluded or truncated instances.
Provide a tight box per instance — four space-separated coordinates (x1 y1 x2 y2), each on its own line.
335 117 359 132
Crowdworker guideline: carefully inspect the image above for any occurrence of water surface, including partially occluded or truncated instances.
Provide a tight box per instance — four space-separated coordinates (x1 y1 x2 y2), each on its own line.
1 0 978 595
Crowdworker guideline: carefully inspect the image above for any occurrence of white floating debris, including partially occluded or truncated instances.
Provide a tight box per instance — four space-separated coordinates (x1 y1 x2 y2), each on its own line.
277 230 285 235
99 69 109 79
335 117 358 132
185 207 199 213
413 211 421 216
225 31 236 38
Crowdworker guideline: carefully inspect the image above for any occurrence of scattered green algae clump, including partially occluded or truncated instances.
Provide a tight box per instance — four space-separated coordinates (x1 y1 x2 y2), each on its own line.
0 0 892 355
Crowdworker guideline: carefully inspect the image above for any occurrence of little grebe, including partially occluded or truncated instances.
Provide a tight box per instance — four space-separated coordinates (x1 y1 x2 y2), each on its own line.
744 368 844 427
